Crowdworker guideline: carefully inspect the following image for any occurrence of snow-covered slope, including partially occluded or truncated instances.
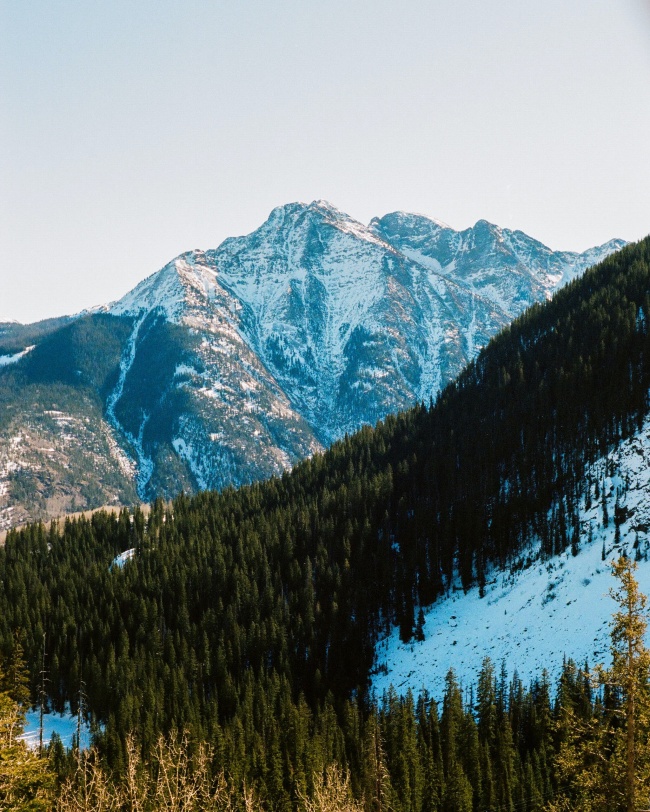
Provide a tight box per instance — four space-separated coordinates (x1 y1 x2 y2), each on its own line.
210 201 493 441
109 201 623 448
372 413 650 697
106 250 322 499
371 211 625 321
0 346 34 367
213 203 623 442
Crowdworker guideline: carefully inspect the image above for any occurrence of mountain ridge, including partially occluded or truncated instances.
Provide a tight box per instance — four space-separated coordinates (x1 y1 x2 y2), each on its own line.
107 200 623 443
0 201 626 528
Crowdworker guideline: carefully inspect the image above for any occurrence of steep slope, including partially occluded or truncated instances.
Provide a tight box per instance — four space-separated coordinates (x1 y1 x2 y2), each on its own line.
209 201 622 442
371 211 624 320
101 200 622 494
106 251 322 499
0 201 624 523
209 201 491 441
373 412 650 696
0 316 138 530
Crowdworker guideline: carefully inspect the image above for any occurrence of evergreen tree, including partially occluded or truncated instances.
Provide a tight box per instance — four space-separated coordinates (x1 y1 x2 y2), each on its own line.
548 556 650 812
3 632 31 708
607 556 650 812
0 653 53 811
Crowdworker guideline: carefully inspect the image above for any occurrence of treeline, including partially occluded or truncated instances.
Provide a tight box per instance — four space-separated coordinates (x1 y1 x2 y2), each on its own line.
4 606 648 811
0 639 589 812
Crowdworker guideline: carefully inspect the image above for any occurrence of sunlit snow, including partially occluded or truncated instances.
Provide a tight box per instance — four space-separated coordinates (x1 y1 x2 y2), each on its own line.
373 414 650 698
102 200 623 463
111 548 136 569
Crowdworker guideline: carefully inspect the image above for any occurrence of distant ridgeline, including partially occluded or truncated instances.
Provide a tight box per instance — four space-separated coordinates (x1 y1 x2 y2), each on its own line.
1 236 650 808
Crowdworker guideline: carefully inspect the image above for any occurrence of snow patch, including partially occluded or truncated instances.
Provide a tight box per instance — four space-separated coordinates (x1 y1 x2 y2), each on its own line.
21 708 92 750
0 345 35 367
105 312 153 497
172 435 209 490
111 548 136 569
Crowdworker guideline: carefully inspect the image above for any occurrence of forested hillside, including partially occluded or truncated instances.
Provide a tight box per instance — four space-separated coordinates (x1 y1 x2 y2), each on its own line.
1 236 650 810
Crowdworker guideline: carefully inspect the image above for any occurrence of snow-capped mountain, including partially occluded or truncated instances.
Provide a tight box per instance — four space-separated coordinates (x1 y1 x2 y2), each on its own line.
370 211 620 319
108 201 623 446
106 250 320 499
0 201 624 527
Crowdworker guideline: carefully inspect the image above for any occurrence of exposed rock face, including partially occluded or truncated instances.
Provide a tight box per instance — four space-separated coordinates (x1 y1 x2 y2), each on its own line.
0 201 624 525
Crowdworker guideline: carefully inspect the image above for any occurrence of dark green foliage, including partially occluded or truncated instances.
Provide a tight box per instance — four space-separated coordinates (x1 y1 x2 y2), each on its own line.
0 315 74 356
1 631 32 707
113 312 196 442
2 238 650 809
0 313 138 517
20 314 133 396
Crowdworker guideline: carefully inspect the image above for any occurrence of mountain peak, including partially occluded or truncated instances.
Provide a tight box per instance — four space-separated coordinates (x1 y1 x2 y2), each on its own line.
109 251 217 322
370 211 451 243
239 200 389 256
266 199 348 222
308 198 341 213
0 198 628 530
467 219 507 244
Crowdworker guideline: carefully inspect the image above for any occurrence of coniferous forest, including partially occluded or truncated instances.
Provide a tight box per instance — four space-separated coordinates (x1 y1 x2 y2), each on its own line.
2 236 650 809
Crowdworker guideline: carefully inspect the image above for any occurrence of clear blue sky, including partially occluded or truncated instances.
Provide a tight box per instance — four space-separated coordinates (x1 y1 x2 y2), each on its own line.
2 0 650 323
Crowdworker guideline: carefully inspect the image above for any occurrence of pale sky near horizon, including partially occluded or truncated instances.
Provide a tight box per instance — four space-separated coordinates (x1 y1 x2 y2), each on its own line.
2 0 650 324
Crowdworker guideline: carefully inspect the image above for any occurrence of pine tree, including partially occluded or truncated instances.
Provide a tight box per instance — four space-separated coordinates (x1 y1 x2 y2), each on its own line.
548 556 650 812
607 556 650 812
362 713 394 812
0 652 54 811
3 631 31 708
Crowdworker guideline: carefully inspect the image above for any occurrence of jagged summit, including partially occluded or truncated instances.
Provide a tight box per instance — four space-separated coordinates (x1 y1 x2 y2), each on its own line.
109 251 219 322
108 202 625 334
231 199 391 260
369 210 451 234
93 200 626 498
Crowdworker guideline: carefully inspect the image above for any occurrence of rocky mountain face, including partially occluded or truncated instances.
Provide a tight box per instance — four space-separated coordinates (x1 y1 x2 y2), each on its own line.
0 201 624 528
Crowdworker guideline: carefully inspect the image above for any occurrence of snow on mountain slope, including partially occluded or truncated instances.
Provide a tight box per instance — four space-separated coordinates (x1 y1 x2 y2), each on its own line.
206 201 621 444
0 201 625 523
108 250 321 499
372 414 650 698
98 200 624 499
0 407 138 532
0 346 34 367
371 211 626 320
211 202 486 441
110 251 222 322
